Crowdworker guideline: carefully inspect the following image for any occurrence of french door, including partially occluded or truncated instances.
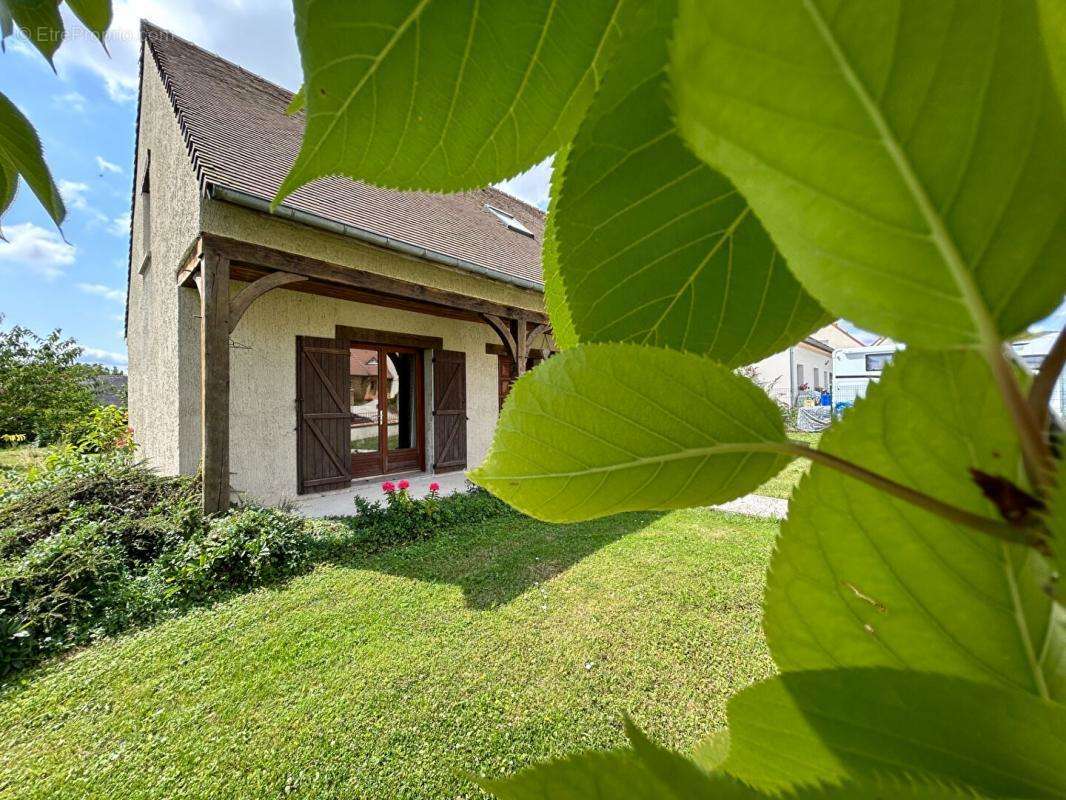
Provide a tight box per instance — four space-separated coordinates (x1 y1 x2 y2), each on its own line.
349 343 424 478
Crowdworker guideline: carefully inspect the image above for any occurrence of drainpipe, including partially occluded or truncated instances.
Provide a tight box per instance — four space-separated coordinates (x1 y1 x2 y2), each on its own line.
789 347 796 409
206 183 546 294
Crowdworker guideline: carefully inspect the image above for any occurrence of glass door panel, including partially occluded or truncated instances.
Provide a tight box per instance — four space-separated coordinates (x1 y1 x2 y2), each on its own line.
349 346 383 476
384 349 422 472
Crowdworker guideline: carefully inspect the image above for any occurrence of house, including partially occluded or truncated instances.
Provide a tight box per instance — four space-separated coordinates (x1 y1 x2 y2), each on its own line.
1012 332 1066 418
125 23 554 511
810 322 866 350
747 337 835 408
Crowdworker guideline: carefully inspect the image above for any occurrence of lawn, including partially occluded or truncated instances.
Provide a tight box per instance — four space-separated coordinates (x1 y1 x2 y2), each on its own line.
0 509 777 799
755 431 822 499
0 445 47 477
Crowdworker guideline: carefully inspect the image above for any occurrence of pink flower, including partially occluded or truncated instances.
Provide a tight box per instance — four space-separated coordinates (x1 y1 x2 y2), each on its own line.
397 479 410 490
429 482 440 493
381 481 396 493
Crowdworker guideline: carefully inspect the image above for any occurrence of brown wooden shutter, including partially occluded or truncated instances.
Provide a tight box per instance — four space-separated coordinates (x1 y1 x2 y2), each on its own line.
296 336 351 493
433 349 467 473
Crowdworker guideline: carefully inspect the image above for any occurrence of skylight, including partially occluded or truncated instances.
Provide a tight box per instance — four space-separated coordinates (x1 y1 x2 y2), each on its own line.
484 204 534 239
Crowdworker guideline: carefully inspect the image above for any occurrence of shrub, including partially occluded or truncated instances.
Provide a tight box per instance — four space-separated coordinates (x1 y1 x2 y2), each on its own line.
344 481 514 551
63 404 135 455
0 454 316 677
159 507 313 601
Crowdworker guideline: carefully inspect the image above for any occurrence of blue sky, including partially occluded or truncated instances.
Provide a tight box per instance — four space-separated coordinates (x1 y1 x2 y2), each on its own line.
0 3 1061 368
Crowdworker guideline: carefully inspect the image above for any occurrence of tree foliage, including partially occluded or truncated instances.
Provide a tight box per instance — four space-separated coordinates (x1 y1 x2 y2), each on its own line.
0 0 115 230
282 0 1066 795
0 319 108 444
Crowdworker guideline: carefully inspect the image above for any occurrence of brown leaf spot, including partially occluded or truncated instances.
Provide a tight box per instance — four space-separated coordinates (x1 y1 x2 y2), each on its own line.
969 469 1045 523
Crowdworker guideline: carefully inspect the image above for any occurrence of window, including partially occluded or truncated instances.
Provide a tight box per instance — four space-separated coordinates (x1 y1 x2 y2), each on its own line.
865 352 893 372
796 364 805 387
813 367 820 388
484 203 534 238
139 151 152 273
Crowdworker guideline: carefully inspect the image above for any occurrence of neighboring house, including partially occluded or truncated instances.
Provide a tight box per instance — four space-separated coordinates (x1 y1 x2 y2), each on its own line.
1012 332 1066 418
125 24 554 510
92 373 128 407
810 322 866 350
748 337 834 408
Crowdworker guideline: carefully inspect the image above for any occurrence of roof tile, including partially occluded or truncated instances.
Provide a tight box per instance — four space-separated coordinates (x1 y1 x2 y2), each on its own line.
142 22 545 288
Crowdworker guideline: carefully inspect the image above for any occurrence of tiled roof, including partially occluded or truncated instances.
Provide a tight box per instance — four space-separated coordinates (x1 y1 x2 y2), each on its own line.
141 22 545 288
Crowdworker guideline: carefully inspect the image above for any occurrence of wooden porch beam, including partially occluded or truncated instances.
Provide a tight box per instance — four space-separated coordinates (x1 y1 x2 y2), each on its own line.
201 232 547 325
228 271 308 334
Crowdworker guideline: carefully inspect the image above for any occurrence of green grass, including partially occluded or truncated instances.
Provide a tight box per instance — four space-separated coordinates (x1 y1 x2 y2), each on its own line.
0 445 48 476
0 509 777 799
755 431 822 499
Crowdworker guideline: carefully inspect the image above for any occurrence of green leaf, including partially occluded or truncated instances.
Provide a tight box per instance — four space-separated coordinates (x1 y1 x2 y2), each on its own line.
1038 0 1066 107
763 348 1065 701
482 731 991 799
0 6 13 51
0 161 16 238
555 0 827 367
673 0 1066 349
278 0 627 199
0 92 65 227
478 749 688 800
4 0 64 65
470 343 792 522
65 0 112 46
542 147 577 350
722 668 1066 799
285 83 306 116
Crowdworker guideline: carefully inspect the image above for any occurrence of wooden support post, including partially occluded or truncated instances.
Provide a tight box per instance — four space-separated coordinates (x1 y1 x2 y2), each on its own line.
198 251 231 514
514 318 529 378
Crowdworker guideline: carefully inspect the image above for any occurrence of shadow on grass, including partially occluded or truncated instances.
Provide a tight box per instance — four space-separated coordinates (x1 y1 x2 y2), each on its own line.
0 510 662 687
322 511 664 610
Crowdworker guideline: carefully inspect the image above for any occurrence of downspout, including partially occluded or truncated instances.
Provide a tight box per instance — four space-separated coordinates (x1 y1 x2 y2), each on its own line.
206 184 546 294
789 347 796 409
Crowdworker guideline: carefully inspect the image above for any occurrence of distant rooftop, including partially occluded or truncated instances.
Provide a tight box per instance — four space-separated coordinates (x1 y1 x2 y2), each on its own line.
141 21 545 289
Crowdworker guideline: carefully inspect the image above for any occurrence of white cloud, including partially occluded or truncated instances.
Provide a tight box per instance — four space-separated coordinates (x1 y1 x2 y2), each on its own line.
108 211 131 237
78 282 126 303
59 179 91 210
59 179 112 225
96 155 123 175
495 157 553 211
81 346 128 366
54 91 87 113
38 1 300 107
0 223 76 279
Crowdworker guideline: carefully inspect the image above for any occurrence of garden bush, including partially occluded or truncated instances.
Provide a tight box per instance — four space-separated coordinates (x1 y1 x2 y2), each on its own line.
343 480 515 551
0 454 319 677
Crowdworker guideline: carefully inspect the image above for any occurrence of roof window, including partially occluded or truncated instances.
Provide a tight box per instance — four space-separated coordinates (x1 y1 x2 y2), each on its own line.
484 204 534 239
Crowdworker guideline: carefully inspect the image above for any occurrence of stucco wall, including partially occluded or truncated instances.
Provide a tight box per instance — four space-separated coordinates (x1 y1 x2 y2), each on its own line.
126 50 202 475
129 48 550 499
748 350 792 406
225 285 508 505
201 200 545 313
794 343 832 394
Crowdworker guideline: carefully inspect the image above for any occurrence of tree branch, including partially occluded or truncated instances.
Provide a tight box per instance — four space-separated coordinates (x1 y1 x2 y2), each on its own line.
782 441 1049 552
985 345 1053 491
1028 326 1066 434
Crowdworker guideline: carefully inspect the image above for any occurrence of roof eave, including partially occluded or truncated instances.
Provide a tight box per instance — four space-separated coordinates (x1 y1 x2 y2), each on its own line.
205 183 546 295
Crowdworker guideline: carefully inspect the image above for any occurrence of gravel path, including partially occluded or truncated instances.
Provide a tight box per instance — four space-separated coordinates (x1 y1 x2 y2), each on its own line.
712 493 789 520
